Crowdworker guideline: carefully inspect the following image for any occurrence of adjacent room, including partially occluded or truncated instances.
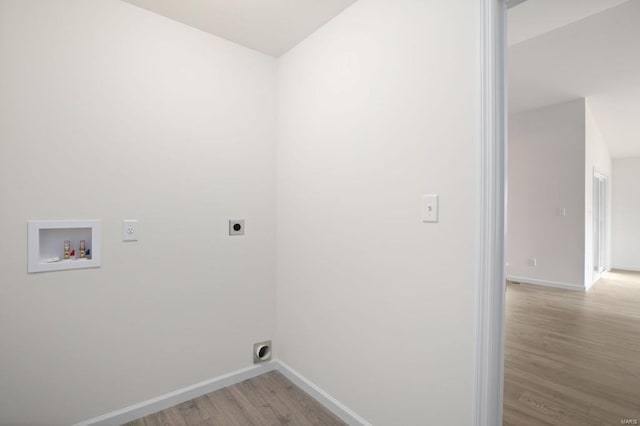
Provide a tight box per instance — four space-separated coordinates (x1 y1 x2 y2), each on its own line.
505 1 640 424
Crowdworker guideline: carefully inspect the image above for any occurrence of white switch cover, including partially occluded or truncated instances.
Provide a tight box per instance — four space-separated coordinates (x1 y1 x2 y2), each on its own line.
122 220 138 241
422 194 439 223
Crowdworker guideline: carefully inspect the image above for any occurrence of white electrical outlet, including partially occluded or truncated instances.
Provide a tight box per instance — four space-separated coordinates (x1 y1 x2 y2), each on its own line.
122 220 138 241
528 258 537 267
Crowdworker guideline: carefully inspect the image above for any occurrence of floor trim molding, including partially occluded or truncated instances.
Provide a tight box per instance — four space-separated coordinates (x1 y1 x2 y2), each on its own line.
274 360 371 426
73 359 369 426
612 265 640 273
73 363 277 426
507 275 585 292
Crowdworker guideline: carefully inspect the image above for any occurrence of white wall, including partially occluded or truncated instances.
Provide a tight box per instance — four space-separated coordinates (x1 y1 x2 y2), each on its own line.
0 1 277 425
276 0 477 424
585 101 612 287
612 157 640 270
507 99 586 290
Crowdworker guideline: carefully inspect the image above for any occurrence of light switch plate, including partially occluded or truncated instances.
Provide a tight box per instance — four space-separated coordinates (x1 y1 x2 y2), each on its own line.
422 194 439 223
122 220 138 241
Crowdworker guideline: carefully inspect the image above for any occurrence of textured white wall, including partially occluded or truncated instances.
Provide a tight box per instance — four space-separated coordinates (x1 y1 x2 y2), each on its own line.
276 0 477 424
612 157 640 270
0 1 277 424
585 101 612 287
507 100 586 289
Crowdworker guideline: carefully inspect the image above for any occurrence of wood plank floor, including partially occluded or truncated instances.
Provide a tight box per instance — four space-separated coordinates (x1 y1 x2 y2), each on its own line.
504 270 640 426
123 371 346 426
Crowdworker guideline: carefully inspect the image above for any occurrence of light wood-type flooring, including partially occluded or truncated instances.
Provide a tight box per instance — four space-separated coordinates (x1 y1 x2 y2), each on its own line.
504 270 640 426
123 371 346 426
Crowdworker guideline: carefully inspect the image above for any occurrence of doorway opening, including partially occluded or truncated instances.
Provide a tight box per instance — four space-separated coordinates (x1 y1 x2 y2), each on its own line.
499 1 640 425
593 171 609 281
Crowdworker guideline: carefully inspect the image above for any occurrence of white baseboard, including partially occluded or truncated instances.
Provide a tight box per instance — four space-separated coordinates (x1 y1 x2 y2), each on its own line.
73 362 277 426
507 276 585 292
274 360 371 426
611 265 640 272
73 359 369 426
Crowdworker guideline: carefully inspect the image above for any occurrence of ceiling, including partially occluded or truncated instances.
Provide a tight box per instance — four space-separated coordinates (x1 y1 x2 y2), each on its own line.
121 0 357 57
508 0 640 158
508 0 630 46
